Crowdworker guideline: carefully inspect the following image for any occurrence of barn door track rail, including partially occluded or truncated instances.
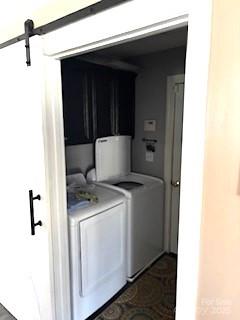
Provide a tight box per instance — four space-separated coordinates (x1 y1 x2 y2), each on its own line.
0 0 129 66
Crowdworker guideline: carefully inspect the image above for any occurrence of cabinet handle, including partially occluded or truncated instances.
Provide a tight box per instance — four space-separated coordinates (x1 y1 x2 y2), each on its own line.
83 74 90 140
115 78 119 135
91 75 97 139
29 190 42 236
111 78 119 135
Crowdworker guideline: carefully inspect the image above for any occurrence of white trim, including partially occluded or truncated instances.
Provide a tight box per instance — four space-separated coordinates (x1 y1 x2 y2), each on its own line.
43 15 189 320
175 1 212 318
40 1 213 319
43 0 189 57
44 16 188 60
164 74 184 253
42 57 71 320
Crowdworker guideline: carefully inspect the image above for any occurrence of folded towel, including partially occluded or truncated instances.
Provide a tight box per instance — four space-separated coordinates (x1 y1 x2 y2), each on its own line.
67 192 90 213
75 190 98 203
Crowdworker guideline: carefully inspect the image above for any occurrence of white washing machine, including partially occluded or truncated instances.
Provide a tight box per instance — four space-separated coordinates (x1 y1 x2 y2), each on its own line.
68 182 127 320
94 136 165 281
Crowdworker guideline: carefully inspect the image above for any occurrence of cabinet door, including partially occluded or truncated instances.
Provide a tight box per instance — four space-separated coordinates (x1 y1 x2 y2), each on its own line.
61 62 93 145
92 67 115 138
62 60 136 143
116 71 135 137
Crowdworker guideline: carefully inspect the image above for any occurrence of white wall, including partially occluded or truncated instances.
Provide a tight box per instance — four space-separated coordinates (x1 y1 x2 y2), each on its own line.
197 0 240 318
132 46 186 178
65 144 94 175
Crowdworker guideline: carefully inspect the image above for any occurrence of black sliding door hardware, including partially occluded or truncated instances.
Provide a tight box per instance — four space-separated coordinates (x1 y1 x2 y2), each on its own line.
24 20 34 66
0 0 130 66
29 190 42 236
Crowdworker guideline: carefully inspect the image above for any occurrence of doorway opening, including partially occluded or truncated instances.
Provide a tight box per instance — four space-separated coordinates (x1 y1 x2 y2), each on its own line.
61 26 187 320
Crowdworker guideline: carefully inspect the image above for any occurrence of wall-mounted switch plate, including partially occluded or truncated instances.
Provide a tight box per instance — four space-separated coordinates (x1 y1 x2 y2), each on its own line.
146 151 154 162
144 120 156 132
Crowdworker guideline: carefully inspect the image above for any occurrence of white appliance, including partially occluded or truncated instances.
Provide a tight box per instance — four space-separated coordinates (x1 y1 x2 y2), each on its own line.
95 136 164 281
68 183 127 320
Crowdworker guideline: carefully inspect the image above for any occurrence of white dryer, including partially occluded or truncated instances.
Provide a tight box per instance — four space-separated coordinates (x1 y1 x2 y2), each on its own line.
94 136 165 281
68 182 127 320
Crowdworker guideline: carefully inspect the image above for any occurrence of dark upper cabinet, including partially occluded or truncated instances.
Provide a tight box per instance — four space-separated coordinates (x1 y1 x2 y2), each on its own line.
61 60 93 145
92 67 115 138
115 71 135 137
61 59 135 146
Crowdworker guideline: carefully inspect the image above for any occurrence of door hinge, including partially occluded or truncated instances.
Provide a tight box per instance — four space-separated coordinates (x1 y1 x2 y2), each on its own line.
24 19 34 67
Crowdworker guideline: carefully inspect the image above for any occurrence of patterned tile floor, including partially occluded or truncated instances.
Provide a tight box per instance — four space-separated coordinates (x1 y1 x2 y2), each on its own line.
0 255 176 320
92 254 177 320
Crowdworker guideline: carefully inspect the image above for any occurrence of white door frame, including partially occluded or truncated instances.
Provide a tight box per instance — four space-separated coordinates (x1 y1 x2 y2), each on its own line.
41 1 213 320
164 74 185 253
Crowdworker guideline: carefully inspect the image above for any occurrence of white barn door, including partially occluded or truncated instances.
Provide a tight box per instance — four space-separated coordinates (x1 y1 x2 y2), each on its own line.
0 38 54 320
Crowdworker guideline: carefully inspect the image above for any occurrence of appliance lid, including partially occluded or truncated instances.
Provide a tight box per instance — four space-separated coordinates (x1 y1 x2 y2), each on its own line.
95 135 131 181
113 181 143 191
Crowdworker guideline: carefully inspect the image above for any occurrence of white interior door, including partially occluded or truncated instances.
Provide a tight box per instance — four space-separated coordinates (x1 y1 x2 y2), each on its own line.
0 38 54 320
170 82 185 254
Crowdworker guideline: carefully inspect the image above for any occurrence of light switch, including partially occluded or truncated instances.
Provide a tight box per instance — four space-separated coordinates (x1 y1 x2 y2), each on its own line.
144 120 156 132
146 151 154 162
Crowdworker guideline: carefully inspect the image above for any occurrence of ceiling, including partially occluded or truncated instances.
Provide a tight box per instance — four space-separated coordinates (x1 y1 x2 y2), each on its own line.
84 27 188 60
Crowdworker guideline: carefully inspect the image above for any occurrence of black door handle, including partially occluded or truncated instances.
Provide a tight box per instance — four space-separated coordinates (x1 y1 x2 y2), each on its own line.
29 190 42 235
